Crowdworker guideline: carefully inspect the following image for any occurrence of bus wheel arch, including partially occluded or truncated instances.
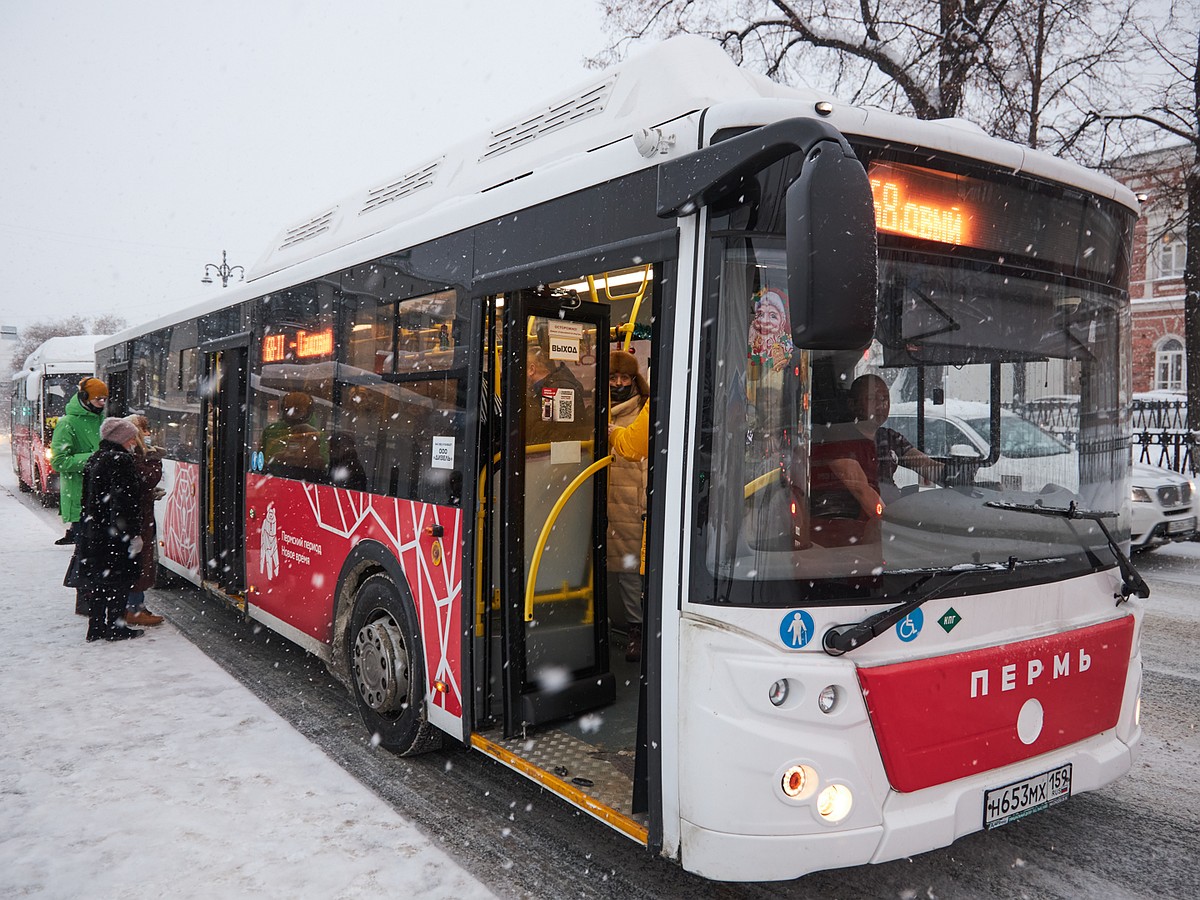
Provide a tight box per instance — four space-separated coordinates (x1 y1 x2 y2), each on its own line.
334 543 441 756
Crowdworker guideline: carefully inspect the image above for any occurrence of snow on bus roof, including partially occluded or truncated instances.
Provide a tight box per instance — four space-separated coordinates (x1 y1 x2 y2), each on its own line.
97 35 1136 352
18 334 105 373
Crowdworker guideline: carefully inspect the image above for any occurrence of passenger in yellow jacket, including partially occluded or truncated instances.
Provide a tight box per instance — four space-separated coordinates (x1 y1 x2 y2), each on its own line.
607 396 650 663
608 398 649 462
607 352 649 662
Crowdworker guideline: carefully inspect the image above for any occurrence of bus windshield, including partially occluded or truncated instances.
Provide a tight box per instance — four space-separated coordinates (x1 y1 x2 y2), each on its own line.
43 374 79 419
694 229 1131 606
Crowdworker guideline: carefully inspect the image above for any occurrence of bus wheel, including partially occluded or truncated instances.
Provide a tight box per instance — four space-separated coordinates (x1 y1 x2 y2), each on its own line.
347 573 441 756
35 474 56 508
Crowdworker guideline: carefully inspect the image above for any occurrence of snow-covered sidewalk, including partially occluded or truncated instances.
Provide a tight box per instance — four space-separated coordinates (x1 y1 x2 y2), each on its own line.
0 446 493 899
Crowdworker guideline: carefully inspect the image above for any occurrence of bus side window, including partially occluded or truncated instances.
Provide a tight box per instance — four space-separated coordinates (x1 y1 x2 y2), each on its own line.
391 292 467 507
333 281 466 505
255 281 336 484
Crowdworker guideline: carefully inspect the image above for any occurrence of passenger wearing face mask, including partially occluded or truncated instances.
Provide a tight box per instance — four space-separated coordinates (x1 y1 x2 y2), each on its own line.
50 377 108 548
606 350 649 662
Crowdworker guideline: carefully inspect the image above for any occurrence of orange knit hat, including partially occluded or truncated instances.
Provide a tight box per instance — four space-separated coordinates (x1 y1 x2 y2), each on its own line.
78 377 109 400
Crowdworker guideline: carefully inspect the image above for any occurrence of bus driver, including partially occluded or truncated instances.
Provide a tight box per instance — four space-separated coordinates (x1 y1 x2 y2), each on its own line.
810 374 943 545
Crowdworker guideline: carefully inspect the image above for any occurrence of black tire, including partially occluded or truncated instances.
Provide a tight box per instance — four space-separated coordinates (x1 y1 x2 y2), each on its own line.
346 572 441 756
35 472 58 508
17 455 32 492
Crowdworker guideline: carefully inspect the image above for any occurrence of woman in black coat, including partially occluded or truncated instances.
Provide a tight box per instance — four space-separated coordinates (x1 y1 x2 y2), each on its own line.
77 417 146 642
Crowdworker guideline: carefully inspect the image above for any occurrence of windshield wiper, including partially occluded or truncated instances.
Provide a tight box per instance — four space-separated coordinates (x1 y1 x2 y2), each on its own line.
823 568 977 656
983 500 1150 603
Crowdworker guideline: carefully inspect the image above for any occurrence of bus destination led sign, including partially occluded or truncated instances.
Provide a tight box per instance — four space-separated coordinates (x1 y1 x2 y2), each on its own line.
262 327 334 363
861 157 1130 281
868 162 968 246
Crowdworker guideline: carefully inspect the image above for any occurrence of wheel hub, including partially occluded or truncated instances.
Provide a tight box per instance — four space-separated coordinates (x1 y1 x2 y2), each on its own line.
352 615 409 714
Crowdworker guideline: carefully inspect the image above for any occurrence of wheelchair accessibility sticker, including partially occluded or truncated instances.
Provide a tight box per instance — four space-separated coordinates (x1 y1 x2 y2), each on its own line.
896 608 924 643
780 610 816 649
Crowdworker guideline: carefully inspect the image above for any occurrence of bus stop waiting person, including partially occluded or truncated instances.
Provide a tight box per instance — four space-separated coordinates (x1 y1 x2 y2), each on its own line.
50 377 108 547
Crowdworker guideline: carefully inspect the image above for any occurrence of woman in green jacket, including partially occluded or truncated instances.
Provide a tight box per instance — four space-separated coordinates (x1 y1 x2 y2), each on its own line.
50 377 107 544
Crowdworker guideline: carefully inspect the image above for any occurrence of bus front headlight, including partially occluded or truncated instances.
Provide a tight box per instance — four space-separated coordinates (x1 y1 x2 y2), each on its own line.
817 784 853 822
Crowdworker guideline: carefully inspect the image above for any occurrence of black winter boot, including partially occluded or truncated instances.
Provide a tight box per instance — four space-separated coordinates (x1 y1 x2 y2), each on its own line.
86 601 108 642
103 588 142 642
105 626 144 642
626 623 643 663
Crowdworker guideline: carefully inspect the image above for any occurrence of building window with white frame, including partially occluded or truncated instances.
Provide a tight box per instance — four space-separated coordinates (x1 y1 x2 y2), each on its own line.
1158 231 1186 280
1155 336 1186 391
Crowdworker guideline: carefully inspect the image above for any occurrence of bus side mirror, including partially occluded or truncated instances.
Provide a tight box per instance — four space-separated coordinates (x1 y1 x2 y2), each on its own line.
786 143 878 350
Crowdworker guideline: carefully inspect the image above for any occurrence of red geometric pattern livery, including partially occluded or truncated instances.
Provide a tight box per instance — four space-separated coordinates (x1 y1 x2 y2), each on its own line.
245 475 464 720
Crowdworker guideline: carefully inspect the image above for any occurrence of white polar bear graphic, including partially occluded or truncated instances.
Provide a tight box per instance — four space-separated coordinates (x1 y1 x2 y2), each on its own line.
260 502 279 580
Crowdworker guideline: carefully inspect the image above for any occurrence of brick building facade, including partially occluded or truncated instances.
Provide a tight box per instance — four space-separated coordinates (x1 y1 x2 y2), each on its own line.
1114 144 1190 394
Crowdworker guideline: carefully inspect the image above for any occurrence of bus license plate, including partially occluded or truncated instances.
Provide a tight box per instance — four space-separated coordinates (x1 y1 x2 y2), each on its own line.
983 763 1072 830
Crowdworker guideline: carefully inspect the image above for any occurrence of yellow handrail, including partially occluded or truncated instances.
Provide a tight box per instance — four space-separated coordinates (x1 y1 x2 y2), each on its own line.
585 266 653 351
618 265 652 351
525 455 613 622
744 468 782 499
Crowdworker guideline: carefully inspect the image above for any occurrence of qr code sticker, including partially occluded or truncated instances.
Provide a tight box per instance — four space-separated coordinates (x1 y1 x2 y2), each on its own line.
555 388 575 423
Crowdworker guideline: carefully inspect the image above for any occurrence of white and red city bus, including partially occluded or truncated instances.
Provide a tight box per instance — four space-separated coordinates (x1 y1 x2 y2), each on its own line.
9 334 102 505
95 36 1144 881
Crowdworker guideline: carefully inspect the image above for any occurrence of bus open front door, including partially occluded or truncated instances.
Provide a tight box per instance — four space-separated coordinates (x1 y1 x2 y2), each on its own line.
201 344 248 600
498 290 615 735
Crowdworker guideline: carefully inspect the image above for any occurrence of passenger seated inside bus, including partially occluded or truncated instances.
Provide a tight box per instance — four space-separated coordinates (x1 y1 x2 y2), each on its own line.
262 390 329 478
810 374 944 546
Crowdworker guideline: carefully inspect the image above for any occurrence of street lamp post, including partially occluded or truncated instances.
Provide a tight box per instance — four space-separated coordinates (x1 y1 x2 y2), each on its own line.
201 250 245 288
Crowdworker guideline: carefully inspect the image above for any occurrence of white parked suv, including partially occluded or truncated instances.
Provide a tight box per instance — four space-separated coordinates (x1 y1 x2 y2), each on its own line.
885 401 1196 552
1129 462 1197 552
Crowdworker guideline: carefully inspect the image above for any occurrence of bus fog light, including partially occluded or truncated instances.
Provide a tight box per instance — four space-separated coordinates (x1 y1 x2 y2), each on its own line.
780 764 816 799
768 678 789 707
817 685 839 713
817 784 853 822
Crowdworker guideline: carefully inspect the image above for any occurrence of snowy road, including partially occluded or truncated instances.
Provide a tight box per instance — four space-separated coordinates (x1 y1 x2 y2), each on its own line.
145 545 1200 900
3 443 1197 898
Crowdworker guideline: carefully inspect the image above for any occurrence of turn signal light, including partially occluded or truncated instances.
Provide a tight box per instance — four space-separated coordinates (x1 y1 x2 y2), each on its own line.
782 766 806 798
779 763 817 800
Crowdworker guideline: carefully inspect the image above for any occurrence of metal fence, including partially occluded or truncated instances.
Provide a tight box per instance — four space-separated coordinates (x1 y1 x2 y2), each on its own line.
1129 400 1194 475
1013 397 1197 477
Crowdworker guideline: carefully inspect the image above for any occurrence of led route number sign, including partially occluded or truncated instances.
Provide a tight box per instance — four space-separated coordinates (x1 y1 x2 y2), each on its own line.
868 162 969 246
860 157 1131 282
262 327 334 363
